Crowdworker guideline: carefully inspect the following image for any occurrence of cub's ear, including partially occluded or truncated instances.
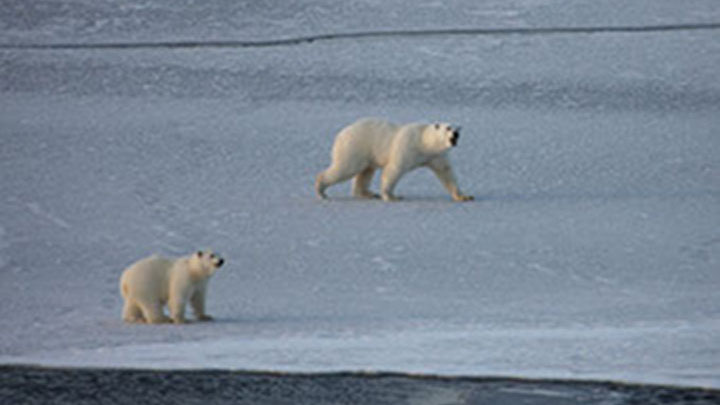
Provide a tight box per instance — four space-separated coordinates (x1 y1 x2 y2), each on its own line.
196 251 203 257
434 123 440 130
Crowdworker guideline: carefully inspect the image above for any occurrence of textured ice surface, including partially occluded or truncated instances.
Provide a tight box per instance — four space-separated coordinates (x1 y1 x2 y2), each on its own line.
1 0 719 388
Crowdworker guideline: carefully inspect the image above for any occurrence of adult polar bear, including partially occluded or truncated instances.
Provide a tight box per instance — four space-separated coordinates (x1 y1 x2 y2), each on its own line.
316 118 473 202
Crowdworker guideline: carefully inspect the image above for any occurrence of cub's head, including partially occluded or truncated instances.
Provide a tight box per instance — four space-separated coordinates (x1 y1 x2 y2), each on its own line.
188 250 225 278
425 123 461 152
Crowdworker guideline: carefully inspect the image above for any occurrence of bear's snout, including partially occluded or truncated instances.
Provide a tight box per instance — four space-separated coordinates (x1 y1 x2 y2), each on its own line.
450 131 460 147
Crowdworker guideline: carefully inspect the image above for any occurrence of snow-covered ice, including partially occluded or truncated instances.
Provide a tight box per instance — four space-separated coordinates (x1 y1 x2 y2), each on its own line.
1 0 719 389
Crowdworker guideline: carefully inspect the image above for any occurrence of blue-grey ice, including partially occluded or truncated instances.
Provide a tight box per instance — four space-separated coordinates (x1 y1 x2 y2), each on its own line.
1 0 719 388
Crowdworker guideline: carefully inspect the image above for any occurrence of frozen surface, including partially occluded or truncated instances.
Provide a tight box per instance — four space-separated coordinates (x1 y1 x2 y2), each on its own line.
3 0 720 45
1 0 719 389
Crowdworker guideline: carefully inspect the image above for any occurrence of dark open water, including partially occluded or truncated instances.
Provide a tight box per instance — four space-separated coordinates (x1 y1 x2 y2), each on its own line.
1 366 719 404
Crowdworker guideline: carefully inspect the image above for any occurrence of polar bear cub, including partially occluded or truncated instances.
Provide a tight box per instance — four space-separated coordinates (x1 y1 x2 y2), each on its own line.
120 250 224 324
316 118 473 201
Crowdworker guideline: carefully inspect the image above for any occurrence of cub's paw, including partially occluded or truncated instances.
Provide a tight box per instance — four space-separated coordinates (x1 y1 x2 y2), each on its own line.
381 194 403 202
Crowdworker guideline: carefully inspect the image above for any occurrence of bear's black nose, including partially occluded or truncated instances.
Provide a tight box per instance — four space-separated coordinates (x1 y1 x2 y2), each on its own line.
217 258 225 267
451 131 459 146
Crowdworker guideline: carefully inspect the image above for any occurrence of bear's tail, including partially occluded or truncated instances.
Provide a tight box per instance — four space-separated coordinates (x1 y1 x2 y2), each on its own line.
120 279 128 299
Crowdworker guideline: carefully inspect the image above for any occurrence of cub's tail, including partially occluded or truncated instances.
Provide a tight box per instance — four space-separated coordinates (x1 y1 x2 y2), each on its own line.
119 274 129 299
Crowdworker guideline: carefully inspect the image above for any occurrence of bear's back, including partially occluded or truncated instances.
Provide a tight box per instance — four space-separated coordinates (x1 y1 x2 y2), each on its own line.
121 255 175 299
334 118 398 165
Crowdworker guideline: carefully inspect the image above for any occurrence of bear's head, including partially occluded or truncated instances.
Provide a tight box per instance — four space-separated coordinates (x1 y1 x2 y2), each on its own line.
188 250 225 279
424 123 461 153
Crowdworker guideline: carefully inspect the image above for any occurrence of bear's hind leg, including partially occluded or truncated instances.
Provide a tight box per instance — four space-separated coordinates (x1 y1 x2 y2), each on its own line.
138 301 171 324
316 164 359 199
122 300 144 323
352 166 379 199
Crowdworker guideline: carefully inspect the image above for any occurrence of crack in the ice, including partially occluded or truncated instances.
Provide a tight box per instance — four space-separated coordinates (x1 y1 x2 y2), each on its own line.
2 23 720 50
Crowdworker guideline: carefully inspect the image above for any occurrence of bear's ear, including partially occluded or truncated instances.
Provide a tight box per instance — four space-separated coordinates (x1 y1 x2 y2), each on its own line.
196 251 203 258
434 123 440 130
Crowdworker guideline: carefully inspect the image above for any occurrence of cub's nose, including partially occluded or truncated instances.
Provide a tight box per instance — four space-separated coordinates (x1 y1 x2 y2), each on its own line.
451 131 460 146
217 258 225 267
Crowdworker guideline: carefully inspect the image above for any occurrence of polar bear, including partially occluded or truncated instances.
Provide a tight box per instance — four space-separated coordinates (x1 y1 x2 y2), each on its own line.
119 250 224 324
315 118 473 201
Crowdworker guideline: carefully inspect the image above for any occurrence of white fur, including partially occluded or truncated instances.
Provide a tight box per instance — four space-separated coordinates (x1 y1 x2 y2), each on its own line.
316 118 473 201
119 251 224 324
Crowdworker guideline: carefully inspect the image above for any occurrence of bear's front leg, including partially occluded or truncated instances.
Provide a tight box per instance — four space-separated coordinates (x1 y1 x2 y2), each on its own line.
191 286 213 322
428 156 474 202
169 296 189 324
171 314 187 324
171 313 187 324
380 164 405 202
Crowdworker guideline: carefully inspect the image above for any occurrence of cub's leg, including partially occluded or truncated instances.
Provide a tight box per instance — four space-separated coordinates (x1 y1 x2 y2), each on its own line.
138 300 171 324
122 300 144 323
169 295 189 324
191 285 213 322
